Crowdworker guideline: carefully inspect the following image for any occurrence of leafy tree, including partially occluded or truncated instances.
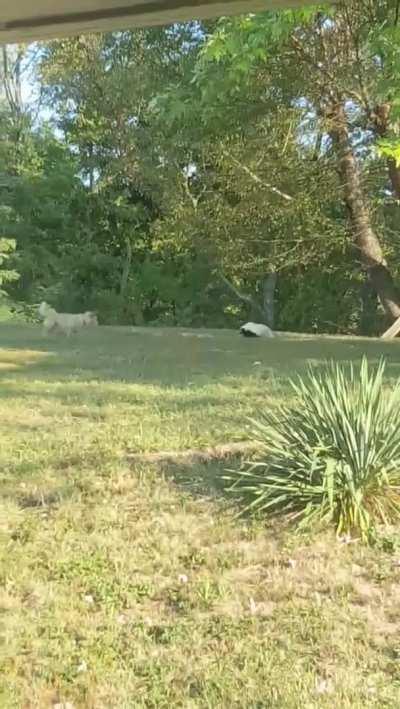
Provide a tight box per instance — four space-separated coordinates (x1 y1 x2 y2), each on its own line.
0 7 399 334
153 1 400 327
0 238 18 293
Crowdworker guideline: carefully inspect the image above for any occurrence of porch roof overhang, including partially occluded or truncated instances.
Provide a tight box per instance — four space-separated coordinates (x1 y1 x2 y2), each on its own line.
0 1 318 43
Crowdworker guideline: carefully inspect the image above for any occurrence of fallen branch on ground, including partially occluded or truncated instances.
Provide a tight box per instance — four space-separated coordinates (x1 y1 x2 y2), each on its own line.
126 441 261 466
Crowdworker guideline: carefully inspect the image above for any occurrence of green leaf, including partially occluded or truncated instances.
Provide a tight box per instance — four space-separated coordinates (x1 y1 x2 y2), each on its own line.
377 139 400 167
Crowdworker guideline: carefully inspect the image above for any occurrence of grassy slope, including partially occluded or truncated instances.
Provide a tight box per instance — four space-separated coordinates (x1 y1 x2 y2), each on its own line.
1 324 400 708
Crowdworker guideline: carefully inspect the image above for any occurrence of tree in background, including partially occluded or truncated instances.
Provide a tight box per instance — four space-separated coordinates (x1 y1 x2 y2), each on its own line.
158 1 400 327
0 2 399 334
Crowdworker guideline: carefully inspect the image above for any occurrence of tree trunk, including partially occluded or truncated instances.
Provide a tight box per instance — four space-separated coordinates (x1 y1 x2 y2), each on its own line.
261 272 277 329
331 103 400 320
388 159 400 200
359 279 377 336
1 45 23 118
88 144 94 192
120 237 132 297
131 302 144 326
372 103 400 200
219 273 265 321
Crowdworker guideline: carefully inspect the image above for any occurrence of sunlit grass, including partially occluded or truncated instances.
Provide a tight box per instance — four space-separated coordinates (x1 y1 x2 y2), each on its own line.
1 324 400 707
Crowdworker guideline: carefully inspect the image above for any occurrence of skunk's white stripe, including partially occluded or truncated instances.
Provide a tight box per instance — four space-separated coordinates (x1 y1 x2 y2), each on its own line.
240 322 274 338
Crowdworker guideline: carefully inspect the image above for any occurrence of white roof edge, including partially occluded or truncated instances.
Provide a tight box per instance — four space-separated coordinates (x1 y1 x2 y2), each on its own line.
0 0 319 43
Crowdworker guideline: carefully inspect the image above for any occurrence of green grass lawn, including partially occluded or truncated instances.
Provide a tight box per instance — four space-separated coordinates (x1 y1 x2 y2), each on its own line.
1 323 400 708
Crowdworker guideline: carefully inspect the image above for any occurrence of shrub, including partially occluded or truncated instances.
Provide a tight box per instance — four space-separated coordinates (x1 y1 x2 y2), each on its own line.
228 357 400 541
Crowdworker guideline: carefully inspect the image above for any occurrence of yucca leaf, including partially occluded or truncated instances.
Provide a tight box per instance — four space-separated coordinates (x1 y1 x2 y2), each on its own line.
227 357 400 542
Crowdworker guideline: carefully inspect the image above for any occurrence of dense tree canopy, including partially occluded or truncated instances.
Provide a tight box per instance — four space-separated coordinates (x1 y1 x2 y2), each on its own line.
1 1 400 334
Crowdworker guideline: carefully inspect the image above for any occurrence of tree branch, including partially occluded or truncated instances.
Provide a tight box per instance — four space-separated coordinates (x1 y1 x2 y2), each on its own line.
182 172 205 210
221 148 294 202
342 4 373 117
219 273 265 320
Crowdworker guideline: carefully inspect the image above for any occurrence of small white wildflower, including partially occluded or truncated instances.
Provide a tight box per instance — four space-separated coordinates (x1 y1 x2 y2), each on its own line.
178 574 188 584
313 591 322 607
83 594 94 604
77 660 87 673
315 678 334 695
338 533 352 544
340 533 350 544
249 597 257 615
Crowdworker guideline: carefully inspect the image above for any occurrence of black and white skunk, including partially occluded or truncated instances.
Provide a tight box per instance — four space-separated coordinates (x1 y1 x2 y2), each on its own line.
240 322 274 338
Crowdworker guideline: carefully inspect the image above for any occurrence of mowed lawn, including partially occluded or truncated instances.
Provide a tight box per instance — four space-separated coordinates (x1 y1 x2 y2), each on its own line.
1 323 400 708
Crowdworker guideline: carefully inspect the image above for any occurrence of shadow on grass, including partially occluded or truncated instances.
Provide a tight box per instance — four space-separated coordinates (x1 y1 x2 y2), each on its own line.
143 455 284 530
170 459 230 495
1 324 400 394
2 323 400 507
128 448 248 508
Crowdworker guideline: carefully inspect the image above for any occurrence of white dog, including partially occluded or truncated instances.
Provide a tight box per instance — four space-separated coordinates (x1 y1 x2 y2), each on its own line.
38 301 98 336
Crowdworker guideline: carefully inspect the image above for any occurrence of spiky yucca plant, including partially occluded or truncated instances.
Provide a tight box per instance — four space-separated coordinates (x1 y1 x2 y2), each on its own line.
228 357 400 541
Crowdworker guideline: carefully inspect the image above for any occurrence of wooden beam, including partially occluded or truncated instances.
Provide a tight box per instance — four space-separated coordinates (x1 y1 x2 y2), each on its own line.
0 0 322 43
381 316 400 340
